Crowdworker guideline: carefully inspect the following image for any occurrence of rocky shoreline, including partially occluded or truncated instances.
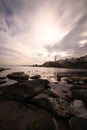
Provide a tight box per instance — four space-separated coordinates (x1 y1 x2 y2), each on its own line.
0 68 87 130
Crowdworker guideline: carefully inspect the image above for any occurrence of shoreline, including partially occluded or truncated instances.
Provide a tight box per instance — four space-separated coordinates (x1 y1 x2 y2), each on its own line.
0 68 87 130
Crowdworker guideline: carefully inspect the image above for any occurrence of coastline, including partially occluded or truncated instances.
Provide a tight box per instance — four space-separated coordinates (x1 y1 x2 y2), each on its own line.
0 68 87 130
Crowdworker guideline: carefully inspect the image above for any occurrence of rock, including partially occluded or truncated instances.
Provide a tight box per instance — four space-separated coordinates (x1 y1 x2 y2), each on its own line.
7 72 29 80
0 77 6 79
29 79 49 86
0 101 57 130
71 89 87 107
0 80 6 85
0 79 49 101
66 79 73 84
57 76 61 81
32 94 70 118
0 68 5 72
0 68 10 72
44 89 60 98
79 81 84 85
70 100 87 117
71 85 87 89
69 117 87 130
30 75 41 79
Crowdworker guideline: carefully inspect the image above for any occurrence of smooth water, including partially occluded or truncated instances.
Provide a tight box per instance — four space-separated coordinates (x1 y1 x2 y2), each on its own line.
0 65 87 86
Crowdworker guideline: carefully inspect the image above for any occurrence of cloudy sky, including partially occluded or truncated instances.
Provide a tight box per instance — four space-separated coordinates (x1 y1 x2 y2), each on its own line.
0 0 87 65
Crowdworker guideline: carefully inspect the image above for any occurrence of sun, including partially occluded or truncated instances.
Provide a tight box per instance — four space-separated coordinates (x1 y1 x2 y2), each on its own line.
42 25 59 43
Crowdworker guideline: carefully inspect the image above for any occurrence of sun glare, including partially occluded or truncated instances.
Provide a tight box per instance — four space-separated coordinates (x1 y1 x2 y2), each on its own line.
42 25 60 43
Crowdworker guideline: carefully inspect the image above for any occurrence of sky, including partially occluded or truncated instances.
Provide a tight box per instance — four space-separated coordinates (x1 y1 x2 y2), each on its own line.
0 0 87 65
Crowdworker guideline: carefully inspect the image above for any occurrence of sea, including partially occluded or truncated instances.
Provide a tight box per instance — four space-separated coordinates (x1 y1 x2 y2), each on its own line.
0 65 87 97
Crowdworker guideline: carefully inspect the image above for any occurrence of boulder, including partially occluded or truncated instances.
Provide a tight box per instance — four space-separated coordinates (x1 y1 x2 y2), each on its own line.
0 101 58 130
0 79 49 101
30 75 41 79
32 94 70 118
7 72 29 80
70 100 87 117
71 85 87 89
69 117 87 130
0 80 6 85
71 89 87 106
0 77 6 80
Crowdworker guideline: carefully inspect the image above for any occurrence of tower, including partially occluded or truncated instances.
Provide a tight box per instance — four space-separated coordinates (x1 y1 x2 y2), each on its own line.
55 55 57 62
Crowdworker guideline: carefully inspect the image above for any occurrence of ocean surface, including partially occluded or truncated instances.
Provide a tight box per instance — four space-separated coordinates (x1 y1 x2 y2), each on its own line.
0 65 87 86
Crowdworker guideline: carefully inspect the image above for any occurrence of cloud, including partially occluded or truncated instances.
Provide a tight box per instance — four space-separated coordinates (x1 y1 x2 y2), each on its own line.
0 0 87 64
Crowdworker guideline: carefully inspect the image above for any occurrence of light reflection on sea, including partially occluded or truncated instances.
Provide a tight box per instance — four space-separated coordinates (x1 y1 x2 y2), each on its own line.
0 65 87 86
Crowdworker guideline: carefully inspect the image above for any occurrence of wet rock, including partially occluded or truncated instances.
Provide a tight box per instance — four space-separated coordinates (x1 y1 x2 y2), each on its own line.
29 79 49 86
57 75 61 81
79 81 84 85
83 78 87 84
7 72 29 80
69 117 87 130
44 89 60 98
0 101 57 130
30 75 41 79
71 85 87 89
66 79 73 84
0 80 6 85
0 68 5 72
0 77 6 80
54 82 59 84
71 89 87 106
0 79 50 101
32 94 70 118
70 100 87 117
0 68 10 72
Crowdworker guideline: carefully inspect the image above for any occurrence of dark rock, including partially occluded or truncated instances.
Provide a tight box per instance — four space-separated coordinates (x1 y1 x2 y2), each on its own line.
7 72 29 80
0 80 6 85
32 94 70 118
71 89 87 107
0 79 49 101
66 79 73 84
71 85 87 89
70 100 87 116
54 82 59 84
69 117 87 130
30 75 41 79
0 68 10 72
57 76 61 81
0 68 5 72
29 79 49 86
44 89 60 98
0 77 6 80
0 101 57 130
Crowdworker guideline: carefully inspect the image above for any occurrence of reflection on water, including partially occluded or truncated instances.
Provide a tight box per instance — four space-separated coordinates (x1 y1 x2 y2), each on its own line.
0 65 87 86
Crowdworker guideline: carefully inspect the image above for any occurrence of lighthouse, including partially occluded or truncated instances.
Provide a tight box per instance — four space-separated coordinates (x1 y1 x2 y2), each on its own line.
55 55 57 62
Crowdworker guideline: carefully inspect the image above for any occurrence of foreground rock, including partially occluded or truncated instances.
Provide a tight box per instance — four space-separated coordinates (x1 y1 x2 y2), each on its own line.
7 72 29 80
0 101 57 130
69 116 87 130
0 79 49 101
71 89 87 107
0 80 6 85
31 93 70 118
70 100 87 117
71 84 87 89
